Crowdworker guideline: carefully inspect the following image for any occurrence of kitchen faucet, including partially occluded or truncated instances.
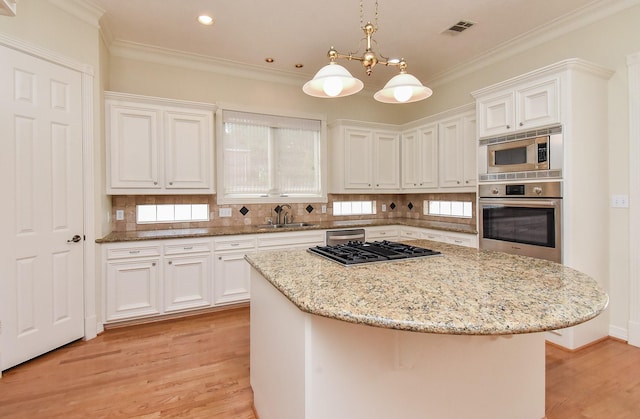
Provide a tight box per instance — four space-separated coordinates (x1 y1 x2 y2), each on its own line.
276 204 292 225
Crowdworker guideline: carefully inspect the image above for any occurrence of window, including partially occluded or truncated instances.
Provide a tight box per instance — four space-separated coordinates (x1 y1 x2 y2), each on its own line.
424 200 472 218
333 200 377 216
220 109 326 203
137 204 209 224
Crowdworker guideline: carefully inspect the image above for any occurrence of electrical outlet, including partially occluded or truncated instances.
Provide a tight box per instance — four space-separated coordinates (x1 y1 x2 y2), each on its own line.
321 205 327 214
381 204 387 212
116 210 124 220
219 208 232 217
612 195 629 208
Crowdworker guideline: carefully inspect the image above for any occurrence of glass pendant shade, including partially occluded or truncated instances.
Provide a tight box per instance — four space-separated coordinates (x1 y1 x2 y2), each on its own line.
373 72 433 104
303 62 364 98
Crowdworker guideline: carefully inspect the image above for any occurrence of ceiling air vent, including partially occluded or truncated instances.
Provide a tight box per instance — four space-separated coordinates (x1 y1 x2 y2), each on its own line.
444 20 475 35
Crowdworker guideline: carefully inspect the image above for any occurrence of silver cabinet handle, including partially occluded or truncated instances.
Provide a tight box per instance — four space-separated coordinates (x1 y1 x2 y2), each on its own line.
129 250 140 254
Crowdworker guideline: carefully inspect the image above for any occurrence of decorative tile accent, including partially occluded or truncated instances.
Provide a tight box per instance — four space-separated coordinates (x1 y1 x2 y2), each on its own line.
306 205 314 213
408 202 414 210
390 202 396 210
239 206 249 216
274 205 282 214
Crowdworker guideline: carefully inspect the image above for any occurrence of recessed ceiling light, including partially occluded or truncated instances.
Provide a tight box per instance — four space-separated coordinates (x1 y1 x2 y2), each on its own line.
265 58 275 63
197 15 214 25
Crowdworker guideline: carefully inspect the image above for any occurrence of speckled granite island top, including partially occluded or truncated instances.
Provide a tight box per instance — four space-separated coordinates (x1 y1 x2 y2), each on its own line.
245 240 608 335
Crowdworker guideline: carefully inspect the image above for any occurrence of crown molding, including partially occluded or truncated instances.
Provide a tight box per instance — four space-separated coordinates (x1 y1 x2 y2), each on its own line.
427 0 640 88
48 0 104 28
109 39 309 88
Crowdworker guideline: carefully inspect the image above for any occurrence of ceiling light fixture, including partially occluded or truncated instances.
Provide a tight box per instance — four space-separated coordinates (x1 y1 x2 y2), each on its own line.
303 0 432 104
197 15 214 25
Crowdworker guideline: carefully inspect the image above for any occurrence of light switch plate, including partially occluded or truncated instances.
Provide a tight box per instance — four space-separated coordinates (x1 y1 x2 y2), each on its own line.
381 204 387 212
321 205 327 214
219 208 232 217
116 210 124 220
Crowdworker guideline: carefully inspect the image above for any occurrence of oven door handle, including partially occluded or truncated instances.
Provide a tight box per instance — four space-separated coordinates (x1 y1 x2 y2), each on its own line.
479 199 561 208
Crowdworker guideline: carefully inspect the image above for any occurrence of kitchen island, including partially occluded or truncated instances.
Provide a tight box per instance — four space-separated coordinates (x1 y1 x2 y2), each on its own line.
246 240 608 419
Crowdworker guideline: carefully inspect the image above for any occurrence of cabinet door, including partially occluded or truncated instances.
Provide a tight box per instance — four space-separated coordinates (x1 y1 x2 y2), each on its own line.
478 92 514 138
438 118 464 187
402 125 437 189
462 115 477 186
374 131 400 189
418 124 439 188
107 103 162 190
344 128 373 189
401 129 420 189
164 109 213 190
214 251 255 305
164 254 212 312
516 78 559 130
106 258 161 321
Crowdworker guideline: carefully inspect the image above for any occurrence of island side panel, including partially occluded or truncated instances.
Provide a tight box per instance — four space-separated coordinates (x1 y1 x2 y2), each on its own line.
250 267 308 419
307 316 546 419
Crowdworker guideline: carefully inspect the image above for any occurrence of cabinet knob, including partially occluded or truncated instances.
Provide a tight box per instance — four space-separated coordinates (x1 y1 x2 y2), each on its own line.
218 256 222 260
152 262 156 266
368 184 372 187
153 181 158 185
465 180 469 184
168 261 172 265
376 184 380 187
169 182 173 185
457 181 461 184
519 122 524 126
506 125 510 129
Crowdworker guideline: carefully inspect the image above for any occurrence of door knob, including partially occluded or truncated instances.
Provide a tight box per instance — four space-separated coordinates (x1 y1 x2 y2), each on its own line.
67 235 82 243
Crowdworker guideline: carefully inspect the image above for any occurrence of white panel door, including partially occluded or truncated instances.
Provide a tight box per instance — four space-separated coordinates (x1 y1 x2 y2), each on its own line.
0 45 85 371
164 254 212 312
344 128 373 189
373 131 400 189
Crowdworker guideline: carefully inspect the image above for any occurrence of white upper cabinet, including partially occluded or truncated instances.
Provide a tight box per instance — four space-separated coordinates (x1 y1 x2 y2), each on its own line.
330 122 400 192
438 110 477 189
401 124 438 190
477 77 559 138
106 92 216 194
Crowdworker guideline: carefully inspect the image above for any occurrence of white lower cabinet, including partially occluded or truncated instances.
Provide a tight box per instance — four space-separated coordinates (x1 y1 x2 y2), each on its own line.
105 244 162 322
104 239 212 322
365 226 399 241
213 236 257 306
164 248 212 313
419 228 477 248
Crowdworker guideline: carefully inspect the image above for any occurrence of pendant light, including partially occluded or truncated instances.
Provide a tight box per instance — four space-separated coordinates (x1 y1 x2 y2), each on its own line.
303 0 432 104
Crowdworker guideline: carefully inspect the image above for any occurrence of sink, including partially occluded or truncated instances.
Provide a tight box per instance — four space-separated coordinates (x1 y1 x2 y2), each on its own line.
257 222 318 229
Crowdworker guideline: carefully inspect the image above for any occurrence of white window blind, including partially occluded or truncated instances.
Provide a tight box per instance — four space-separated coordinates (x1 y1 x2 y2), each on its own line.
222 110 322 199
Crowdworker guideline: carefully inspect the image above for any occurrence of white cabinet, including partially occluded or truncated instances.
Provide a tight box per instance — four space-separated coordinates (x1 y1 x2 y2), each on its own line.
401 124 438 189
477 77 559 138
366 226 399 241
438 111 477 188
330 121 400 192
213 236 256 306
104 239 213 322
163 240 212 312
418 228 478 248
105 92 216 194
105 243 162 322
257 231 325 250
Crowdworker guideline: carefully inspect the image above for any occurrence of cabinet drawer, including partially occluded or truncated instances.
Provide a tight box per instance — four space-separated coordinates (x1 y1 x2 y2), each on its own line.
107 245 161 260
164 240 212 255
214 237 256 252
444 234 477 248
257 232 325 249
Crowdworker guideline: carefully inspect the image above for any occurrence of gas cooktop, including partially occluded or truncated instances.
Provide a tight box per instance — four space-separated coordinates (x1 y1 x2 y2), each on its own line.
308 240 442 266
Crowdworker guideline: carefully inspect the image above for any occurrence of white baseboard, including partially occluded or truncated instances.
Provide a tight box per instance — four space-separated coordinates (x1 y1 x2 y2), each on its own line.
628 321 640 348
609 325 628 341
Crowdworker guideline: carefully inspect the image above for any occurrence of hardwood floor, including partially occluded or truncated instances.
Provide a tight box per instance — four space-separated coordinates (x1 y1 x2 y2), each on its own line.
1 307 639 418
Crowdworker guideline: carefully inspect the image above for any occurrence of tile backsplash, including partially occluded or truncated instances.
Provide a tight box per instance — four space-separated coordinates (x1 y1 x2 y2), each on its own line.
110 192 476 232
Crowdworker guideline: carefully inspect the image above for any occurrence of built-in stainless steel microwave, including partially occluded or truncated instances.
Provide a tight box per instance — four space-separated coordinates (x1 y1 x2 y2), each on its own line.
478 126 563 180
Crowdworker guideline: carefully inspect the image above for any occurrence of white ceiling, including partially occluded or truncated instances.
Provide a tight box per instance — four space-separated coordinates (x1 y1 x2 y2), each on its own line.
92 0 605 89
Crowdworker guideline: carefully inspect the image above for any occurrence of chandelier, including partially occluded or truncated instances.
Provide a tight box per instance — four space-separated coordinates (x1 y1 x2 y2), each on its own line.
303 0 432 104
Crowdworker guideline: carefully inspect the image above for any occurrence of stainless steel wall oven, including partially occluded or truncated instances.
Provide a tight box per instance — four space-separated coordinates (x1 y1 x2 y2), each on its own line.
479 181 562 263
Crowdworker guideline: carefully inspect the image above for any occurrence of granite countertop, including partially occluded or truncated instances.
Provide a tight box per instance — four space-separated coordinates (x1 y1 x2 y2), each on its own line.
245 240 608 336
96 218 477 243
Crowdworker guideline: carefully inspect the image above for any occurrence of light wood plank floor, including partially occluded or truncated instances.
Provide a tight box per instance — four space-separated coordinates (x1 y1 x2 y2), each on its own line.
1 307 639 418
